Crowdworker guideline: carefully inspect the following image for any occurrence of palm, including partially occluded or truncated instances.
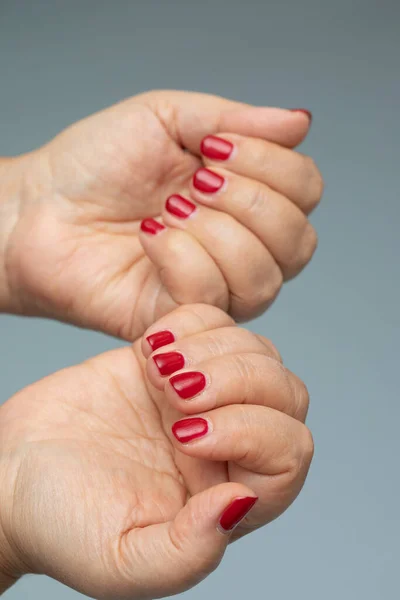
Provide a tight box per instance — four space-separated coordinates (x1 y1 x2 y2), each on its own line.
12 97 202 338
4 344 247 594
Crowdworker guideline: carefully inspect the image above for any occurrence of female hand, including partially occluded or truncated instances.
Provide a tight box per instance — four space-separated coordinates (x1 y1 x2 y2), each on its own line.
0 304 313 599
1 90 323 339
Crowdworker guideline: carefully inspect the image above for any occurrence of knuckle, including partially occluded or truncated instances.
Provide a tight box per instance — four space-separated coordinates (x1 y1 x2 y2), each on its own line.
299 155 324 212
301 425 315 463
283 424 314 480
257 271 284 309
279 220 317 278
172 304 211 327
244 183 267 216
282 227 318 282
168 517 222 577
256 335 283 362
201 329 238 357
293 376 310 420
246 269 284 313
234 410 265 466
246 139 272 171
187 303 233 328
298 223 319 268
230 354 257 391
311 174 324 209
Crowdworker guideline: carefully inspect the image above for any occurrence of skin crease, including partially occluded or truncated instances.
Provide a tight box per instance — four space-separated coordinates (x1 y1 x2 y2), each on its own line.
0 304 314 599
0 90 323 340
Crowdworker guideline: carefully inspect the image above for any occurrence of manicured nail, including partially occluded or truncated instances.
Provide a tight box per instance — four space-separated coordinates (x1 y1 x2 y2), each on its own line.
153 351 185 376
146 330 175 351
172 417 209 443
140 218 166 235
169 371 207 399
201 135 234 161
193 168 225 194
218 496 258 533
166 194 196 219
290 108 313 122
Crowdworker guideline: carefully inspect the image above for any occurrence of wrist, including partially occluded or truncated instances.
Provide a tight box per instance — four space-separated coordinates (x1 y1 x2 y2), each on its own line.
0 404 29 594
0 460 20 595
0 157 21 313
0 152 49 315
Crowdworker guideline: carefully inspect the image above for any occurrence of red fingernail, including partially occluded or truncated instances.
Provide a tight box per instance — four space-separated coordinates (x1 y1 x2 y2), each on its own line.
146 330 175 351
140 218 166 235
218 496 258 533
169 371 207 399
193 168 225 194
172 417 209 443
201 135 234 161
166 194 196 219
290 108 313 122
153 351 185 376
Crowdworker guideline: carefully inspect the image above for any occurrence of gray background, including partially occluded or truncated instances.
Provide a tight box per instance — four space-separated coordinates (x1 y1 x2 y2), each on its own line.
1 0 399 598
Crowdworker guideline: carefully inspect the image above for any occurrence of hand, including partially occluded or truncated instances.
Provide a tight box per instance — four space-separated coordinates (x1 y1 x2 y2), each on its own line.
2 91 323 339
0 304 313 599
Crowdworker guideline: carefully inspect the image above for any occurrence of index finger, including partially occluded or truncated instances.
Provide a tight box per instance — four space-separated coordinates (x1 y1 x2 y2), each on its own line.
142 304 234 358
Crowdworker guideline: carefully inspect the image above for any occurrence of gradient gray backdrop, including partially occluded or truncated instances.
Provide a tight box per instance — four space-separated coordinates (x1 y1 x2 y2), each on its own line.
1 1 399 598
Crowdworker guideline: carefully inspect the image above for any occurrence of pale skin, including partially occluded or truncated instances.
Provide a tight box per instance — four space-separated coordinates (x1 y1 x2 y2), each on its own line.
0 304 313 599
0 90 323 338
0 91 321 596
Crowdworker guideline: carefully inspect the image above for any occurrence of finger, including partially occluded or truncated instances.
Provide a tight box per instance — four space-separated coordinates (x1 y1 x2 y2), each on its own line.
159 198 283 320
122 482 257 598
138 220 229 319
198 134 324 214
137 90 312 150
170 405 314 525
142 304 235 358
146 326 282 389
156 353 309 422
163 186 317 281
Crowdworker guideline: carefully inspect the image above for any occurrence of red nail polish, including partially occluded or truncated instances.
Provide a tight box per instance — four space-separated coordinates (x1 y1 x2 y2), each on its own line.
172 417 209 443
140 218 166 235
146 330 175 351
169 371 206 399
166 194 196 219
218 496 258 533
290 109 313 122
193 168 225 194
201 135 234 161
153 351 185 376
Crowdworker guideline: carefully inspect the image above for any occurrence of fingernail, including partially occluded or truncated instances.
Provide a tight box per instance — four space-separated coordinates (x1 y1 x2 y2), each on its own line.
140 218 166 235
290 108 313 123
193 168 225 194
201 135 234 161
169 371 207 399
153 351 185 376
172 417 209 443
166 194 196 219
218 496 258 533
146 330 175 351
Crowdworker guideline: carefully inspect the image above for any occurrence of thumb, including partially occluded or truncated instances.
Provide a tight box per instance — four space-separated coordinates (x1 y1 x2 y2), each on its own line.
122 482 257 599
137 89 311 151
